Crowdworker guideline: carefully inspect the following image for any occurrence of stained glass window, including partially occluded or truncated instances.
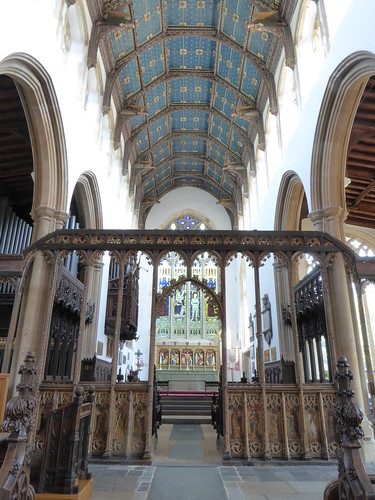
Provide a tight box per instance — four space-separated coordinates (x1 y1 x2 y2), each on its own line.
165 213 212 230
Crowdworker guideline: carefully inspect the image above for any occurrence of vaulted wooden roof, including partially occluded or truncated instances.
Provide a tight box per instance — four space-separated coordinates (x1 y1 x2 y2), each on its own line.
0 75 33 225
86 0 297 223
346 76 375 229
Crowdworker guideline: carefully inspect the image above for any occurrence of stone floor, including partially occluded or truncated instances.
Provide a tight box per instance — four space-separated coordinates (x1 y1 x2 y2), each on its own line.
89 424 374 499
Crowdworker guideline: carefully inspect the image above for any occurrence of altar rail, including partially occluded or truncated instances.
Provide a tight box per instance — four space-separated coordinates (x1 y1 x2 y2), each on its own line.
227 384 338 460
35 382 149 460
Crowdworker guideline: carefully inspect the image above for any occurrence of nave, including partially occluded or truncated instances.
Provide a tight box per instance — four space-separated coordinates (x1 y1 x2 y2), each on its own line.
90 423 352 499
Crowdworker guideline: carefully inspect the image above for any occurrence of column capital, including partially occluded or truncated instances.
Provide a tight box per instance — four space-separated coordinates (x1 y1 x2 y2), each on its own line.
309 206 348 240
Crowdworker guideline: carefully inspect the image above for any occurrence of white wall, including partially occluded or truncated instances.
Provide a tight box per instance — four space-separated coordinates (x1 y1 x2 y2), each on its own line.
251 0 375 231
145 187 232 229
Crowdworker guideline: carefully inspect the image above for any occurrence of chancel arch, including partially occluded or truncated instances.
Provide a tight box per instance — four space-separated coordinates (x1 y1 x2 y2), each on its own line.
0 53 68 237
0 53 69 394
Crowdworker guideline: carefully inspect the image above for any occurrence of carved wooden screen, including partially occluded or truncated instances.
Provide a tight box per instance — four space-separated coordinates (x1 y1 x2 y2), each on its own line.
294 267 331 383
44 266 94 381
104 257 139 342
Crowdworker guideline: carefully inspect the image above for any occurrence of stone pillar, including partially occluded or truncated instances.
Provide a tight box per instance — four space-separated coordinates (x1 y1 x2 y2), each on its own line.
363 286 375 383
310 207 375 457
8 205 68 395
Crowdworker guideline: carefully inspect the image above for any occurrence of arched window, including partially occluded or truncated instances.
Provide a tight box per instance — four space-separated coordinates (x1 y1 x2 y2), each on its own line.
164 212 212 231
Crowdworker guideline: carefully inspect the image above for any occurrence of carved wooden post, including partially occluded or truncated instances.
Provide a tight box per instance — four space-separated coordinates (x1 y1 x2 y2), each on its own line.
143 251 157 460
333 356 375 499
254 257 271 460
220 253 231 459
0 352 37 499
73 256 92 385
1 277 22 373
281 392 291 461
286 253 311 460
104 253 125 457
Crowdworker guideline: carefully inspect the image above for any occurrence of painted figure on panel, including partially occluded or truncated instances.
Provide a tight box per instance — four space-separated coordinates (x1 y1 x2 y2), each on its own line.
249 411 261 441
268 412 280 441
288 412 299 440
94 408 108 439
159 350 169 365
230 408 242 439
206 349 216 366
133 407 145 439
170 350 180 366
194 349 204 366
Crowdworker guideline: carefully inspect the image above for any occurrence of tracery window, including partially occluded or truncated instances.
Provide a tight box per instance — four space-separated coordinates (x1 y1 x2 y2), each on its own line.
156 252 221 343
165 213 211 231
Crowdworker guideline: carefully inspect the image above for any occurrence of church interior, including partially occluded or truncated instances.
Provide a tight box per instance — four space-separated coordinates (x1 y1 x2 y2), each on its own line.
1 0 375 498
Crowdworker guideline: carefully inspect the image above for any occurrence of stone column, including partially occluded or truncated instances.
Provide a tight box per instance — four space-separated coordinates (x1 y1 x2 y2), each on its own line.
363 285 375 383
8 205 68 395
310 207 375 457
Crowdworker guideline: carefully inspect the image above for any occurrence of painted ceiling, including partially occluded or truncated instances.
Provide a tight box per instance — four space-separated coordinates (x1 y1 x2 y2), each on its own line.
86 0 296 225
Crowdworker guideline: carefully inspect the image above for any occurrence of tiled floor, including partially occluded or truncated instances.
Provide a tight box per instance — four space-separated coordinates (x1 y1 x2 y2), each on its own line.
90 424 373 499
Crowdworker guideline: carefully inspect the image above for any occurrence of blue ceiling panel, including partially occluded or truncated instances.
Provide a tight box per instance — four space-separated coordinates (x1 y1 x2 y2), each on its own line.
169 78 212 104
139 43 165 86
119 59 141 100
233 99 251 132
105 0 287 206
148 117 169 145
222 173 235 194
135 129 149 155
144 176 156 194
167 37 216 70
144 83 167 118
155 164 172 183
204 180 221 196
171 110 209 131
213 83 236 120
210 115 230 147
110 29 134 59
222 0 251 46
248 28 273 59
157 179 174 196
241 60 261 100
129 113 146 131
173 158 205 172
206 163 222 184
153 142 171 165
208 142 227 166
229 129 245 156
166 0 219 26
172 137 206 154
217 44 243 88
133 0 162 45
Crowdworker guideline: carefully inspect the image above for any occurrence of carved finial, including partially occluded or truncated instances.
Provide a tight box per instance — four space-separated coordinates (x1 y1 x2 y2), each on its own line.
75 386 84 397
334 356 364 443
3 352 37 436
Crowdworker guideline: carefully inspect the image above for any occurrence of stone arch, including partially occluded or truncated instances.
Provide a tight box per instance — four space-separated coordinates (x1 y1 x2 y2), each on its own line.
274 171 307 231
72 171 103 229
311 51 375 238
0 53 68 239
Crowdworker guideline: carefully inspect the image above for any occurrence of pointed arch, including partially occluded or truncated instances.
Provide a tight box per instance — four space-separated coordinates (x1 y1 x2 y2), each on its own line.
0 53 68 236
311 52 375 220
73 171 103 229
274 171 307 230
